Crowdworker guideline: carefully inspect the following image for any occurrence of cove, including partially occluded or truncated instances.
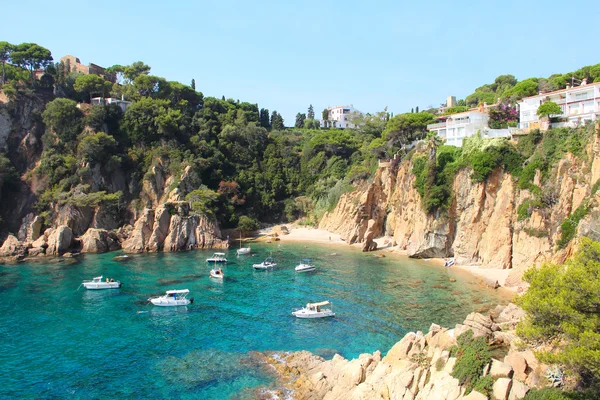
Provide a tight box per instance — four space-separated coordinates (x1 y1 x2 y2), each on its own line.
0 242 510 399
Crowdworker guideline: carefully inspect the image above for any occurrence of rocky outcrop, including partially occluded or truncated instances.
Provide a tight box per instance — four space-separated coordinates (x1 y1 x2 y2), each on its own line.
320 132 600 287
122 203 226 253
46 225 74 255
0 234 28 258
265 304 537 400
80 228 120 253
17 213 43 242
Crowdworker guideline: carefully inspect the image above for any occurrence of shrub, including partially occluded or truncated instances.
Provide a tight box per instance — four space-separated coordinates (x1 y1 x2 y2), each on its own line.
517 238 600 387
557 204 590 249
237 215 259 234
451 330 491 394
472 375 493 397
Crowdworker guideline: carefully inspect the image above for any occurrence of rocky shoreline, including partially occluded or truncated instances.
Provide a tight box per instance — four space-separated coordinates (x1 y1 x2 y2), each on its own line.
259 304 545 400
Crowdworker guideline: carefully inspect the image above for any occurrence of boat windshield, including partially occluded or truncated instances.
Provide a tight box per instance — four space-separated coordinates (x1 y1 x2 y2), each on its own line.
265 257 274 263
301 258 312 263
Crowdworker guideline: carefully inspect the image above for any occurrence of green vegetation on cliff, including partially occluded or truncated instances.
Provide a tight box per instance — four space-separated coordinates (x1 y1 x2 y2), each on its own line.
517 238 600 391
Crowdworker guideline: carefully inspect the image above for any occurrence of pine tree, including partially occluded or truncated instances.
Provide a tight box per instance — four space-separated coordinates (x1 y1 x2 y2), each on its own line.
411 108 414 113
259 108 271 129
271 111 284 130
191 79 196 90
307 104 314 120
295 113 306 128
416 106 419 113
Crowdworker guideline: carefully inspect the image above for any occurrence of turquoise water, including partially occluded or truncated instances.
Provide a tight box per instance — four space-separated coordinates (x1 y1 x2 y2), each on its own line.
0 243 509 399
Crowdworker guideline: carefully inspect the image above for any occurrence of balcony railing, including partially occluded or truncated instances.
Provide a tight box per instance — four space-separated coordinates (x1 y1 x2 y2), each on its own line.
427 122 447 130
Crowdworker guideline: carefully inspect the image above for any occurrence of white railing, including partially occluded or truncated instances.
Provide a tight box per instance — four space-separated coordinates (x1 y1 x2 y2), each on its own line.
427 122 446 130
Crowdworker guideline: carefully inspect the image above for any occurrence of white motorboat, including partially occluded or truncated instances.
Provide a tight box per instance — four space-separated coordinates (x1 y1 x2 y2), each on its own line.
444 258 455 267
292 301 335 319
113 254 130 261
148 289 193 306
81 276 121 290
210 267 224 279
253 256 276 270
295 258 316 273
206 252 227 263
237 247 251 255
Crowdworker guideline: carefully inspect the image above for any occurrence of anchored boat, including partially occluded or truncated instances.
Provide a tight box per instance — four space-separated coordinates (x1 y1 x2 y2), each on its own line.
292 301 335 318
81 276 121 290
210 266 224 279
253 256 277 270
148 289 193 306
295 258 316 273
206 252 227 263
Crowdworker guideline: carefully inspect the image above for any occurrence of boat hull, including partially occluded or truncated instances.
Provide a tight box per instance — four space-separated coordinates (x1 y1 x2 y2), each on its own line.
149 299 190 306
210 271 224 279
292 310 335 318
237 248 251 255
253 263 276 270
82 282 121 290
295 265 316 272
206 259 227 263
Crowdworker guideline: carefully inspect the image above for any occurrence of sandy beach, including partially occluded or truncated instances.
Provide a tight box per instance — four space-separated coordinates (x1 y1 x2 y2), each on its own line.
259 225 517 293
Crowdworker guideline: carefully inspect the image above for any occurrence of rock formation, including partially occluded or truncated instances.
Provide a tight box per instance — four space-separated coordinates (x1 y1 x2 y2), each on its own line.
320 134 600 287
264 304 540 400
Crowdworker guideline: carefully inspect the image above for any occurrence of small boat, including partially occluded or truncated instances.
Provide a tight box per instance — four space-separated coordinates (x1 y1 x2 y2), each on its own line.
237 247 251 255
444 258 455 267
113 254 130 261
81 276 121 290
292 301 335 319
148 289 193 306
295 258 316 273
206 252 227 263
253 256 277 270
210 267 224 279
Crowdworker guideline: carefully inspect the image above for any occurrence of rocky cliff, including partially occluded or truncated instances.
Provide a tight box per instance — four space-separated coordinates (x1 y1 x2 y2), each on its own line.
320 133 600 287
0 91 227 259
263 304 541 400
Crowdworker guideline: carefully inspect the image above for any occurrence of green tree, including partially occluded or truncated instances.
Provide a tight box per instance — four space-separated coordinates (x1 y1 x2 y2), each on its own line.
537 101 563 119
123 61 150 83
105 64 125 85
295 113 306 128
191 78 196 90
271 111 284 130
77 132 118 164
0 41 14 84
307 104 315 120
259 108 270 129
10 43 53 87
322 108 328 121
502 78 539 101
517 238 600 387
186 186 219 216
73 74 111 103
122 97 182 144
42 98 83 145
383 112 435 149
415 106 419 113
237 215 259 235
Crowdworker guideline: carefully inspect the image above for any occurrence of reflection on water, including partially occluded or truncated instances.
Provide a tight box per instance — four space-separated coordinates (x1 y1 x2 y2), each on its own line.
0 243 511 399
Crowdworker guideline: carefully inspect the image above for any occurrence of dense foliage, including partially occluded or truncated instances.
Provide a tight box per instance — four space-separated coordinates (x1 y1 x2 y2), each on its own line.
517 238 600 390
450 330 492 396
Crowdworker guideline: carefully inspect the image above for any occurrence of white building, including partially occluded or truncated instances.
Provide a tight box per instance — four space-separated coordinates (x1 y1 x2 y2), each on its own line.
91 97 132 112
518 81 600 131
427 108 492 147
320 105 359 128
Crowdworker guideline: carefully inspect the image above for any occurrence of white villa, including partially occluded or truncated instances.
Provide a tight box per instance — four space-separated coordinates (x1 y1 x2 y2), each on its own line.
90 97 132 112
320 105 359 129
518 81 600 131
427 106 496 147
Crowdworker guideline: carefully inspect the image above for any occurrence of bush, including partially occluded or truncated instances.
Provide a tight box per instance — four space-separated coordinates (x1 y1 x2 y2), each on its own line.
451 330 491 394
517 238 600 387
524 388 570 400
237 215 259 235
557 204 590 249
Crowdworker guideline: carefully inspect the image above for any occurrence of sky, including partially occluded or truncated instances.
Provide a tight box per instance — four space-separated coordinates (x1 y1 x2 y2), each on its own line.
2 0 599 124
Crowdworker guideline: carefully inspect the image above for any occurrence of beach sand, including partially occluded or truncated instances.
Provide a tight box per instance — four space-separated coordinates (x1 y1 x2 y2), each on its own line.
259 225 518 293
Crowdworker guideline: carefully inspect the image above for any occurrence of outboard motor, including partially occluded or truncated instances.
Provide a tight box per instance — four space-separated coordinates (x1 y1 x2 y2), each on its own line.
189 297 194 304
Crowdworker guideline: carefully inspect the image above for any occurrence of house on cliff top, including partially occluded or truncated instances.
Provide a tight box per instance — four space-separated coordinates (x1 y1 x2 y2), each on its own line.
517 80 600 132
